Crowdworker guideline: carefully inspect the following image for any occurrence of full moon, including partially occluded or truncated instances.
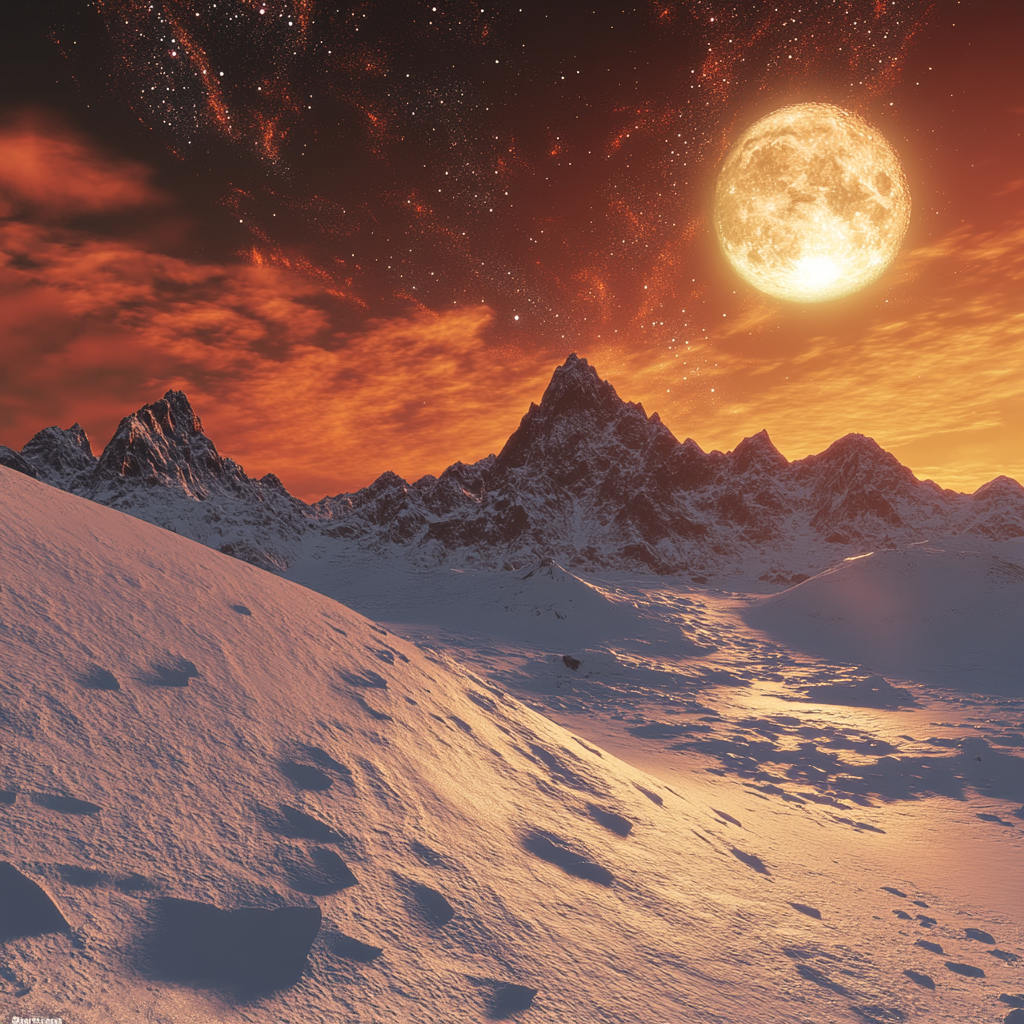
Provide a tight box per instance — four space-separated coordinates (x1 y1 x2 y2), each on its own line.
713 103 911 303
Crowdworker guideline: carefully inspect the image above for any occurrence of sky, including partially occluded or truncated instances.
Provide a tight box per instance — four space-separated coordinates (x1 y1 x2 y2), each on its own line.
1 0 1021 501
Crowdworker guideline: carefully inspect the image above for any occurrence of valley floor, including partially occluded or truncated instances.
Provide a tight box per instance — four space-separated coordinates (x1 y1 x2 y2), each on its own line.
295 556 1024 1020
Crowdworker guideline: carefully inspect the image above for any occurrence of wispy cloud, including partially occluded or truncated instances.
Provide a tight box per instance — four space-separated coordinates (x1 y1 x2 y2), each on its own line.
0 121 159 216
0 217 556 498
2 125 1020 499
590 222 1024 491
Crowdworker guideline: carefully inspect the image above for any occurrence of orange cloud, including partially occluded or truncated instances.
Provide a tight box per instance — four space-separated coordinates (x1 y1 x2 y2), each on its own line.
589 222 1024 492
0 217 556 499
0 121 159 215
3 207 1022 501
2 122 1020 502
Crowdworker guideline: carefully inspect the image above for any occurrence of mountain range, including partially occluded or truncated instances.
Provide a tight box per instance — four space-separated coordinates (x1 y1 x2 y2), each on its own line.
3 355 1021 581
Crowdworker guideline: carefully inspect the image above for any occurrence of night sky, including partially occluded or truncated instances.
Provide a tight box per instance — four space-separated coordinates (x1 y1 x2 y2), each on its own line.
1 0 1021 499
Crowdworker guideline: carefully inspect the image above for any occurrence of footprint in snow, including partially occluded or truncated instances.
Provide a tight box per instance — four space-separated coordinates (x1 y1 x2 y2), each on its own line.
410 883 456 926
903 969 935 989
338 668 388 690
633 783 663 806
78 665 120 691
279 846 357 895
275 805 347 843
730 847 770 875
278 761 333 791
965 927 995 943
487 981 538 1018
409 840 449 867
851 1006 906 1022
0 862 71 941
944 961 985 978
586 803 633 837
304 746 354 781
794 963 848 996
712 808 742 827
49 864 106 887
32 794 101 815
789 903 822 919
149 659 199 687
146 898 321 993
916 939 944 954
523 830 614 886
331 933 383 962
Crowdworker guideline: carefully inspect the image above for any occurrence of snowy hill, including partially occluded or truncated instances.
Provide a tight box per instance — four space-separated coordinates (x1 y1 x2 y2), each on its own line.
4 356 1022 581
744 546 1024 693
4 466 1019 1023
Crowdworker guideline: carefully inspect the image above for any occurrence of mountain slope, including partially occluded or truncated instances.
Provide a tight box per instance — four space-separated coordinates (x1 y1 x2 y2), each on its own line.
7 356 1022 579
4 465 1007 1023
744 546 1024 692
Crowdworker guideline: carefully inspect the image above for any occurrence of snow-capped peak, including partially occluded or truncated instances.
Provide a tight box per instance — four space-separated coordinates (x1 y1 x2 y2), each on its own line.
4 359 1022 579
19 422 97 486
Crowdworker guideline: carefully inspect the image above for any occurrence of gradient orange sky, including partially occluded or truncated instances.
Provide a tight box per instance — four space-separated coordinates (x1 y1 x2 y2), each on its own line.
1 2 1022 500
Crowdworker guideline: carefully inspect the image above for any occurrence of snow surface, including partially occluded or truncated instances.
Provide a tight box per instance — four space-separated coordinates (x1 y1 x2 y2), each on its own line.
744 546 1024 694
4 466 1023 1023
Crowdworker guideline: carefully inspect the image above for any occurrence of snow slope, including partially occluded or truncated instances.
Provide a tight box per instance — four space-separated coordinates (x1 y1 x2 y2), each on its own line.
4 466 1017 1023
744 547 1024 693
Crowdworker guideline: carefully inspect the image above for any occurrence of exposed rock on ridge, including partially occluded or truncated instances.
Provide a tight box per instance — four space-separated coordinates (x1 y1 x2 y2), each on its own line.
314 355 1023 578
15 392 309 571
6 355 1022 579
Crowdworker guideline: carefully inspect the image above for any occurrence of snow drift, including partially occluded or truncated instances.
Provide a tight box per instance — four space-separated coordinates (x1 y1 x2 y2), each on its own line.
744 546 1024 693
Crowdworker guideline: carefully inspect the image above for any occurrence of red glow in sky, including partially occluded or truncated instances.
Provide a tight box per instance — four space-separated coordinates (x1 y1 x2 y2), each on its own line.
1 2 1021 499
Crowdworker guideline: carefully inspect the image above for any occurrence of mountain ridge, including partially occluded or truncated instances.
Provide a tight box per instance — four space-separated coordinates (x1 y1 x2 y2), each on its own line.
5 354 1022 579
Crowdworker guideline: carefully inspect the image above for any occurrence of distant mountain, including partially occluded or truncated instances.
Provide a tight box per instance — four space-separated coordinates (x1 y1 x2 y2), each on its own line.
6 356 1022 579
313 355 1023 580
10 391 309 570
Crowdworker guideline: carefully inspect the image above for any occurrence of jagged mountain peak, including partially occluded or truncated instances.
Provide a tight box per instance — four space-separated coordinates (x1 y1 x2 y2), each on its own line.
728 429 788 474
806 432 904 469
0 445 36 477
19 422 97 485
496 355 675 472
970 474 1024 501
537 353 616 413
6 358 1022 576
92 389 232 499
134 389 204 438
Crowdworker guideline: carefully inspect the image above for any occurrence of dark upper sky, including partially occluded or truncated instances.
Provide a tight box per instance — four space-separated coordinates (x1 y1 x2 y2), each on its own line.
2 1 1022 498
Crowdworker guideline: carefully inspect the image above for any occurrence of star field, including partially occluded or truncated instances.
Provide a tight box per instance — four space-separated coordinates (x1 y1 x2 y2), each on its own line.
51 1 934 349
3 0 1022 498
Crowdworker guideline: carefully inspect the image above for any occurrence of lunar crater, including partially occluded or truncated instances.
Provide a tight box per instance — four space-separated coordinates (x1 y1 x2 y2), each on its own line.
714 102 910 302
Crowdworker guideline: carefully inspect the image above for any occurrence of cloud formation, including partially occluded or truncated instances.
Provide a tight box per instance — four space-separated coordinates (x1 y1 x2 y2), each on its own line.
0 215 556 498
2 126 1020 500
0 122 158 216
596 222 1024 491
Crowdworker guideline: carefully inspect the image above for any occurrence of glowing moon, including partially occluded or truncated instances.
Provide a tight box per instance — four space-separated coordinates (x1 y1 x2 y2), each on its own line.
713 103 911 303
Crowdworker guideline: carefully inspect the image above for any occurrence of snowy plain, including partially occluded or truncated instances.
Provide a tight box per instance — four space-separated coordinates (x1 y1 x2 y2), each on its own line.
2 466 1023 1023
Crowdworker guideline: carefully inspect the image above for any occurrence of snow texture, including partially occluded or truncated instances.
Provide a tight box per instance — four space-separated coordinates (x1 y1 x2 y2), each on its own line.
4 466 1020 1022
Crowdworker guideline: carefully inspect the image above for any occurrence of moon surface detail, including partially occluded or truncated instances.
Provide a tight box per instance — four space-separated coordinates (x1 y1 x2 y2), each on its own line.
713 103 911 303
